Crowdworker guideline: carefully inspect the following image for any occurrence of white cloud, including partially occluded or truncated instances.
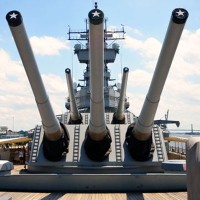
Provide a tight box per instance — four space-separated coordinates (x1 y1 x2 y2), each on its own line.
180 29 200 62
124 35 161 59
30 36 70 56
125 26 143 37
0 47 68 131
128 69 152 87
42 73 68 114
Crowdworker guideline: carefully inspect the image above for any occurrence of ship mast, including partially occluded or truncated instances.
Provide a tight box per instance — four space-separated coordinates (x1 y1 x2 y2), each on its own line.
66 3 127 112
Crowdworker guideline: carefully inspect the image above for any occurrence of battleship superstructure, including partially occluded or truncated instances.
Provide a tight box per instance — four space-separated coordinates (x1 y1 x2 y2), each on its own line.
0 3 188 192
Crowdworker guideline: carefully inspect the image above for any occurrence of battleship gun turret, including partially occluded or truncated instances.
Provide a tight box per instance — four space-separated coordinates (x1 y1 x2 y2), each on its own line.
112 67 129 124
84 7 112 161
126 8 189 161
1 5 190 193
6 11 69 161
65 68 82 124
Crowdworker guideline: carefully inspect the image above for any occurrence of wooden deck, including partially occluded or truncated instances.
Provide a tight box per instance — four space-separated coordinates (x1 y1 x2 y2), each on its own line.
0 165 187 200
0 191 187 200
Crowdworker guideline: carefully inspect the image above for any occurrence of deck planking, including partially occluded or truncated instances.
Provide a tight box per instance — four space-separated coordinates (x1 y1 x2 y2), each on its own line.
0 165 187 200
0 192 187 200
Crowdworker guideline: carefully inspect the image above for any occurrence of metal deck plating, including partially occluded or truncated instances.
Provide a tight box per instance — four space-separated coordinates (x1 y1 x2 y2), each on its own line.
0 113 186 192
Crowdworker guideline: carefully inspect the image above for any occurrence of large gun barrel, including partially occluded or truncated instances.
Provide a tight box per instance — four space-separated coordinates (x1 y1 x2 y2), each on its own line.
126 8 189 161
6 11 69 161
84 7 112 161
88 9 105 139
112 67 129 124
65 68 82 124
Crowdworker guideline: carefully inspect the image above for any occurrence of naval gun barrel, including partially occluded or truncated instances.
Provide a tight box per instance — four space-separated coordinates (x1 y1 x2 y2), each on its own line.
65 68 82 124
112 67 129 124
84 8 112 161
126 8 189 161
6 11 69 161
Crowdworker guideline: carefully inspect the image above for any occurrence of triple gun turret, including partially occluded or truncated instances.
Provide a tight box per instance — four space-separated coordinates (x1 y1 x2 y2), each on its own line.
6 7 188 162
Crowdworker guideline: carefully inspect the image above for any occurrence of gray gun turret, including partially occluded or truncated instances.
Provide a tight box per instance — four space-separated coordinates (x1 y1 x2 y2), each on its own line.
6 11 69 162
65 68 82 124
112 67 129 124
84 7 112 161
126 8 189 161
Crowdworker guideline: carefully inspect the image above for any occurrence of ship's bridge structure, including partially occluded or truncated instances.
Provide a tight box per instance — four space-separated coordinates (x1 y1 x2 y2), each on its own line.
66 17 128 113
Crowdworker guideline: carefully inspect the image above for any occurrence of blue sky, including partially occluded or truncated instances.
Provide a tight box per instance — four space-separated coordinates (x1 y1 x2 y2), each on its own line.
0 0 200 131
